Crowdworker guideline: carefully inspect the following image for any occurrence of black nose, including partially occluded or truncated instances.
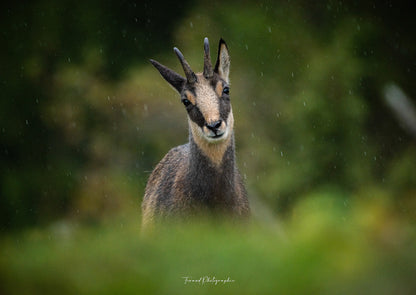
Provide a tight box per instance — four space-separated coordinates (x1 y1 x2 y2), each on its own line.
205 120 222 131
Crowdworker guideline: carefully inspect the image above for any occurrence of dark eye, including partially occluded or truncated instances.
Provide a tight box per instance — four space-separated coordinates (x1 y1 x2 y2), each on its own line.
223 86 230 95
182 98 192 107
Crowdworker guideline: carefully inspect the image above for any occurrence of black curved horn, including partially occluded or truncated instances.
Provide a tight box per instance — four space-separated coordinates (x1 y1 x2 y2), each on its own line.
174 47 197 84
203 37 213 79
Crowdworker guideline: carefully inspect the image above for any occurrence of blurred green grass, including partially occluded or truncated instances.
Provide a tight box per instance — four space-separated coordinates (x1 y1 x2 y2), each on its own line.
1 194 415 295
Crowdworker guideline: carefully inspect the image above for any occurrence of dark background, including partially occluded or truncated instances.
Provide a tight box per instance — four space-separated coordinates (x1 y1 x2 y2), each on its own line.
2 0 415 230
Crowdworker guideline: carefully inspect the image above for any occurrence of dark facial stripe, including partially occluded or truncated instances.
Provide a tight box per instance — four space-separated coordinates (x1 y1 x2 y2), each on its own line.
219 96 231 122
214 75 231 122
188 105 206 128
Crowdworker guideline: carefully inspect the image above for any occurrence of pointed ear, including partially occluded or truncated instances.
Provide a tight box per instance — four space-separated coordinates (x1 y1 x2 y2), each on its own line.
214 38 230 83
150 59 186 93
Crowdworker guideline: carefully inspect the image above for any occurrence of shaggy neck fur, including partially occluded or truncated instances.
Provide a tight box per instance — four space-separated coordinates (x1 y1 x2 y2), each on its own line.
188 133 236 208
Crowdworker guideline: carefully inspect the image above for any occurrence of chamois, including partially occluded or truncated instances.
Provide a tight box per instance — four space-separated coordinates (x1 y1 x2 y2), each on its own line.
141 38 250 229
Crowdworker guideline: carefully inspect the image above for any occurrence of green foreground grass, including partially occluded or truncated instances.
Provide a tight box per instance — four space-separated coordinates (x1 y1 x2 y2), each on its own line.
1 195 416 295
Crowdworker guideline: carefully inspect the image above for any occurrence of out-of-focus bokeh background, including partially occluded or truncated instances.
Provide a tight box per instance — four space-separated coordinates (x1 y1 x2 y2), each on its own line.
1 0 416 294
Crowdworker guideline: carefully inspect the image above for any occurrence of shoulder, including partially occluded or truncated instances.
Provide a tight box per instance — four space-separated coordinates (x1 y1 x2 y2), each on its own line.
148 144 189 180
162 143 190 164
144 143 189 199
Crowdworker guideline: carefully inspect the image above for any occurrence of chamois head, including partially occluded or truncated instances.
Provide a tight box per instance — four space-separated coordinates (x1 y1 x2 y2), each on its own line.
150 38 233 145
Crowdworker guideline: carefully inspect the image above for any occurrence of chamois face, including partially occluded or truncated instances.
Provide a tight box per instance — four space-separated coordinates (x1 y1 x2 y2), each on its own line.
150 38 232 144
181 73 233 143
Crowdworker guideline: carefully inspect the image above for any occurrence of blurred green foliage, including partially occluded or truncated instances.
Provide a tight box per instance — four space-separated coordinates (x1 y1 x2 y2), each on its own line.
1 0 416 292
1 195 416 294
0 0 192 228
2 0 415 229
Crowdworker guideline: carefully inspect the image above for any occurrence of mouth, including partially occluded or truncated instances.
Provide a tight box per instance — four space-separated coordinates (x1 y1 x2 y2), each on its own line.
204 129 226 142
211 131 225 138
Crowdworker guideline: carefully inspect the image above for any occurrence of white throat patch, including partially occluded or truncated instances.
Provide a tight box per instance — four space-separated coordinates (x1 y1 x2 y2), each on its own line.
189 111 234 166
